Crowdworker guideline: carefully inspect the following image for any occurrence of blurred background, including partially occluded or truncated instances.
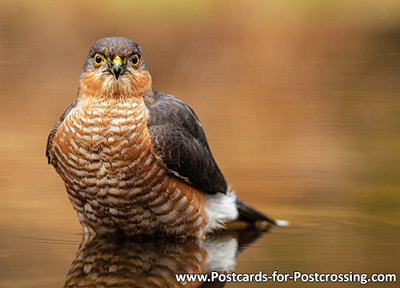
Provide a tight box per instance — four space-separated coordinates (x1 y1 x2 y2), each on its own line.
1 0 399 287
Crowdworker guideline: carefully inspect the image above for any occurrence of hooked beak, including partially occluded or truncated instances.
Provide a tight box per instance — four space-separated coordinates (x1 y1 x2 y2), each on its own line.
111 56 123 79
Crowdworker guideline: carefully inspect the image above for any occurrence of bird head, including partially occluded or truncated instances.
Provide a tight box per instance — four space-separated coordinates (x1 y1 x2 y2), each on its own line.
79 37 152 99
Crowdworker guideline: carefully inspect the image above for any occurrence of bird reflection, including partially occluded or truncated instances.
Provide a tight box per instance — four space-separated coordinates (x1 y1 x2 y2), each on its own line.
63 225 268 288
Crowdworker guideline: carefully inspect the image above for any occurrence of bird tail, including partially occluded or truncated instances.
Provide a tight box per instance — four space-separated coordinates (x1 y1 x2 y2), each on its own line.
236 198 289 227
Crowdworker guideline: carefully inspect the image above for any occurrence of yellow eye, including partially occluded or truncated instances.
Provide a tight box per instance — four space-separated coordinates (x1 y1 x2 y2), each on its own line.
129 54 139 66
94 53 105 66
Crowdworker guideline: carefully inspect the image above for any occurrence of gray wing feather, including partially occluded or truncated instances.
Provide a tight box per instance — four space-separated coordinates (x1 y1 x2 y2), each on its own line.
146 91 227 194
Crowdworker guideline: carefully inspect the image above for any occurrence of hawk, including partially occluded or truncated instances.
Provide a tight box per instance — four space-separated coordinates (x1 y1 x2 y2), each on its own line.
46 37 286 238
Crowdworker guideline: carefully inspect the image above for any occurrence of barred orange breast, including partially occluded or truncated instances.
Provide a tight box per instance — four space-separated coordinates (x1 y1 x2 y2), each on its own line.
52 96 207 238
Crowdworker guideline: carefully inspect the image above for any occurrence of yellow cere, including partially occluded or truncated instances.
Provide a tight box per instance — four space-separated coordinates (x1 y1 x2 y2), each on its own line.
112 56 123 66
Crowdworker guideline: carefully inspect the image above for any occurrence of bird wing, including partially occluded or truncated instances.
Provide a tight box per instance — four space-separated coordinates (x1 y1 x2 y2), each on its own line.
145 91 227 194
46 100 77 166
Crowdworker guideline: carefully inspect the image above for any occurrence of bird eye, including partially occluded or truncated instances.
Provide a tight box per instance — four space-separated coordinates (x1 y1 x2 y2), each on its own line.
94 53 105 66
129 54 139 66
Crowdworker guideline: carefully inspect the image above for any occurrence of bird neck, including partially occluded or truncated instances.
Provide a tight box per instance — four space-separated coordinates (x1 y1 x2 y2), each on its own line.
78 67 153 101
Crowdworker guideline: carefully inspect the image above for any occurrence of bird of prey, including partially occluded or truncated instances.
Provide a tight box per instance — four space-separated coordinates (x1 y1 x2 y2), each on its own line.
46 37 286 239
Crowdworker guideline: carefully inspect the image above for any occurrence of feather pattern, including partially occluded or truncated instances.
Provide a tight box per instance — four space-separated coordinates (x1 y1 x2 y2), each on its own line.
146 91 227 195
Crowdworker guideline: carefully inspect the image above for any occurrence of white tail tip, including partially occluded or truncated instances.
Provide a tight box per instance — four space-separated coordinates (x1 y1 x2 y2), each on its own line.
275 219 290 227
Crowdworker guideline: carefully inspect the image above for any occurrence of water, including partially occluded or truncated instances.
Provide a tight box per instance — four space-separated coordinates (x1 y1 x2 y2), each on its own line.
2 211 398 287
1 1 400 287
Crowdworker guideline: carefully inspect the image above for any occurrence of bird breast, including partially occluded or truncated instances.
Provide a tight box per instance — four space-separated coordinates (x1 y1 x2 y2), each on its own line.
52 96 207 237
53 97 158 193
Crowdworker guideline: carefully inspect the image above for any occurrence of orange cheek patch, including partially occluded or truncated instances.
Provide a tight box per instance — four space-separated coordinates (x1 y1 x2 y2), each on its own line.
80 69 105 96
129 68 152 95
